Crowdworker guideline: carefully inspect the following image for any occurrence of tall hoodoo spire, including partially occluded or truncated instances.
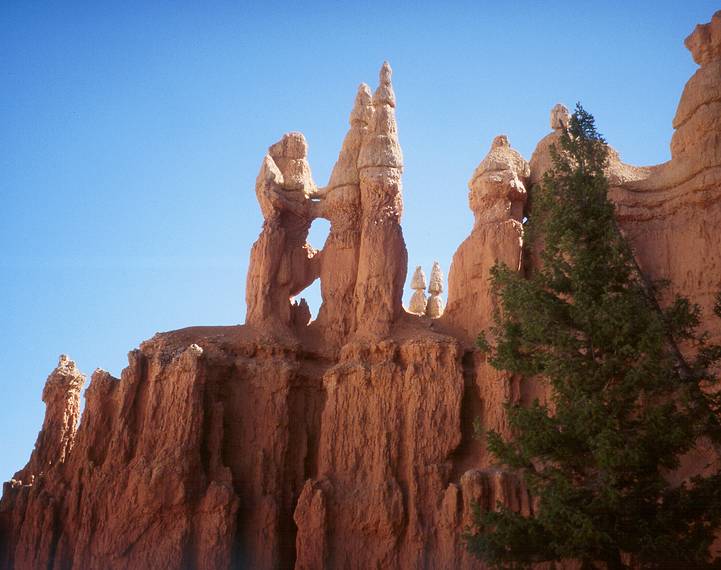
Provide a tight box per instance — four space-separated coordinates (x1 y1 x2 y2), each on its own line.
325 83 373 192
245 131 319 329
350 83 373 126
353 61 408 336
14 355 86 484
311 83 373 341
358 61 403 171
374 61 396 107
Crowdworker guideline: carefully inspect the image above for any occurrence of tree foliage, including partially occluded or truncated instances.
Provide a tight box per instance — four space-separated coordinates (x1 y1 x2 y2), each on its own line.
467 105 721 569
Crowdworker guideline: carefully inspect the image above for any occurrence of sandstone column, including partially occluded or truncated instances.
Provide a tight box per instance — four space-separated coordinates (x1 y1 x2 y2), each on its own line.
14 355 85 484
442 135 529 343
353 62 408 337
426 261 445 318
407 266 427 315
312 84 373 341
245 132 319 330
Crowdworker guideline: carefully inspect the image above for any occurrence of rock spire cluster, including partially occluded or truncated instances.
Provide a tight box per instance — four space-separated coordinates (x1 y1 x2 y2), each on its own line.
407 263 445 318
244 62 407 342
3 11 721 569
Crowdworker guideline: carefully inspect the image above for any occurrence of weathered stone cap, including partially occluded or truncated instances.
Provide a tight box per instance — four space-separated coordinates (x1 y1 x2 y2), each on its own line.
268 131 308 159
686 10 721 66
373 61 396 107
410 266 426 290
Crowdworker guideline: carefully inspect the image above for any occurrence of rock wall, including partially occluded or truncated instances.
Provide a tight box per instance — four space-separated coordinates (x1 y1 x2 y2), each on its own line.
2 11 721 570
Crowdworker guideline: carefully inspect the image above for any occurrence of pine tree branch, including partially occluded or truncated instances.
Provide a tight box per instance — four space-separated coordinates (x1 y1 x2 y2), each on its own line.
612 218 694 382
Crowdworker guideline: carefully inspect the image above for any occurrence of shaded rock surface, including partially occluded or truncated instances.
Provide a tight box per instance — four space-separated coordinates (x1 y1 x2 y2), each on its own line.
3 12 721 569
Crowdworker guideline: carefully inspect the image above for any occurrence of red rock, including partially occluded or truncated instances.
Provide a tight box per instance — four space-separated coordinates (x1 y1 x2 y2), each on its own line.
3 12 721 569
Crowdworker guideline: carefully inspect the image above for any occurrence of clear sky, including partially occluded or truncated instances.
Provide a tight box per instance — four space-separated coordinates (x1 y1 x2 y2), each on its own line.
1 1 717 480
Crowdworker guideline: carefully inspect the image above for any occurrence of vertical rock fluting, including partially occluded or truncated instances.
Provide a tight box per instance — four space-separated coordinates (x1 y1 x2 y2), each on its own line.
1 341 240 569
293 337 465 569
3 11 721 569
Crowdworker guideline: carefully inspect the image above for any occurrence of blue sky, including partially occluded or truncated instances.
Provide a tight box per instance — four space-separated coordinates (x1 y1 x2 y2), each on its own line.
1 1 717 479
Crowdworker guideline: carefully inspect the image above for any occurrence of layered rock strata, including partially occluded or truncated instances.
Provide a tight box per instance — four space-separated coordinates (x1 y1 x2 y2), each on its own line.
3 11 721 570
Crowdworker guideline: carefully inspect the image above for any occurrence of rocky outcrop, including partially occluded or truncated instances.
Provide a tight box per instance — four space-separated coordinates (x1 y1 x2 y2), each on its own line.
426 261 445 318
442 134 529 344
607 10 721 348
245 132 320 331
353 62 408 338
12 356 85 486
311 84 372 341
407 266 427 316
3 11 721 570
528 104 569 187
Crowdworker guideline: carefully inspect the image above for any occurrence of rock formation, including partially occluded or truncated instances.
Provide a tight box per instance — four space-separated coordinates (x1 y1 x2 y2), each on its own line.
426 261 445 318
12 356 85 487
245 132 320 331
529 103 570 186
550 102 570 131
311 84 372 341
353 62 408 338
407 266 427 315
443 134 529 343
3 11 721 570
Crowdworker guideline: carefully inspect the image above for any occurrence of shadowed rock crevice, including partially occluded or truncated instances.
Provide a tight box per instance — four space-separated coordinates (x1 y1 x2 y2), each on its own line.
449 350 485 483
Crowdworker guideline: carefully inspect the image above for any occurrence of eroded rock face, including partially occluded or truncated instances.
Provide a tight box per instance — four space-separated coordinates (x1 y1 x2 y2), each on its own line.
442 135 529 344
3 11 721 570
245 132 320 331
311 84 372 342
13 355 85 486
606 10 721 351
529 103 569 187
407 265 428 315
353 62 408 338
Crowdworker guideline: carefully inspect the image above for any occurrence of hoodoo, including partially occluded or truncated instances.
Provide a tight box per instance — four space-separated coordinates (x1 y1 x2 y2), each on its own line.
3 11 721 569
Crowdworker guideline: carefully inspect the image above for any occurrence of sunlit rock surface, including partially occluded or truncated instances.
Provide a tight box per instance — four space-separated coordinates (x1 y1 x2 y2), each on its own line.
3 12 721 569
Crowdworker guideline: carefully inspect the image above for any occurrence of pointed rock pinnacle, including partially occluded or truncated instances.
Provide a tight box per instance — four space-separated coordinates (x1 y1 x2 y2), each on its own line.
408 266 427 316
373 61 396 108
428 261 444 296
426 261 445 319
350 83 373 126
410 266 427 290
550 103 570 131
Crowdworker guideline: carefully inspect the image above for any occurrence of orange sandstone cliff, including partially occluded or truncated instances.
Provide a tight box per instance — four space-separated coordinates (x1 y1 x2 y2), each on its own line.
3 12 721 569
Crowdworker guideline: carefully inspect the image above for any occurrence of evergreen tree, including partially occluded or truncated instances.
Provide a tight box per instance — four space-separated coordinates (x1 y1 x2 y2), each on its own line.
467 105 721 569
